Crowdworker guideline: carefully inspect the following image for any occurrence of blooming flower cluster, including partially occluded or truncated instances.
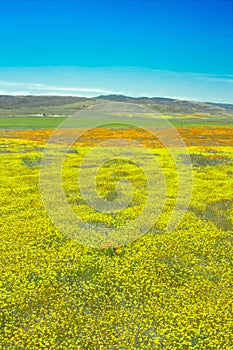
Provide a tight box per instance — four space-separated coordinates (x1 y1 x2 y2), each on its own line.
0 129 232 349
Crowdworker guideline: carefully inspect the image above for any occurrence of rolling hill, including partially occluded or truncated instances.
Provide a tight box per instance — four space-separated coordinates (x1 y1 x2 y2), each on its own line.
0 94 232 117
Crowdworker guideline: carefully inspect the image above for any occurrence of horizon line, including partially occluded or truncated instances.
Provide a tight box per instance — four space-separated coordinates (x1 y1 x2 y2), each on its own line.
0 92 232 106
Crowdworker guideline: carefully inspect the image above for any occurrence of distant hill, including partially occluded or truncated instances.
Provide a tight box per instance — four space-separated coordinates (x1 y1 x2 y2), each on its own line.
0 95 88 108
0 94 232 117
205 102 233 111
97 95 233 116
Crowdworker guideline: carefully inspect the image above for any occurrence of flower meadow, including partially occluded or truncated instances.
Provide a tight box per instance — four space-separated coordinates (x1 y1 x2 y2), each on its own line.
0 127 233 349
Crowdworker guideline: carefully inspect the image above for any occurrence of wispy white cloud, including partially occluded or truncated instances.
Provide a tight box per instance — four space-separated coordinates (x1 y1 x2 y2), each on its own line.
0 67 232 103
129 67 233 81
0 80 124 96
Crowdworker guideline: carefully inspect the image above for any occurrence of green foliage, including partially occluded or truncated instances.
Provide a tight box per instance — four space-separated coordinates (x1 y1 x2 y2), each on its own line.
22 155 42 168
189 153 232 167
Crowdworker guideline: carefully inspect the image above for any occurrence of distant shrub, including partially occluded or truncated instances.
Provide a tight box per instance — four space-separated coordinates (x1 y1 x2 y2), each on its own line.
181 153 231 167
22 155 42 168
191 199 233 231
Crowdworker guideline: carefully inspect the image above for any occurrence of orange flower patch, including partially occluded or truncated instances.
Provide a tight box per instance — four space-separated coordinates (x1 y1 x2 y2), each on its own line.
115 247 123 254
1 126 233 148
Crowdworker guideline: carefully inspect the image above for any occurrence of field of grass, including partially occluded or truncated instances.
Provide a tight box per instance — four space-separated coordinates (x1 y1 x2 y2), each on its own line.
0 117 67 129
1 114 233 131
0 126 233 349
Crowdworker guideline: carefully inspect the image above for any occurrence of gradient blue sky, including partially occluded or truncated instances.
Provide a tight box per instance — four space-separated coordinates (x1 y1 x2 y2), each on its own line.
0 0 232 102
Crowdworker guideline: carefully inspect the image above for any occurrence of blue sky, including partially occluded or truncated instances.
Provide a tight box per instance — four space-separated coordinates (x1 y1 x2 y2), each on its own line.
0 0 232 102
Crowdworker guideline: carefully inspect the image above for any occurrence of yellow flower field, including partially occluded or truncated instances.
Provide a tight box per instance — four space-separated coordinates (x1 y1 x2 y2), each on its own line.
0 128 232 349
